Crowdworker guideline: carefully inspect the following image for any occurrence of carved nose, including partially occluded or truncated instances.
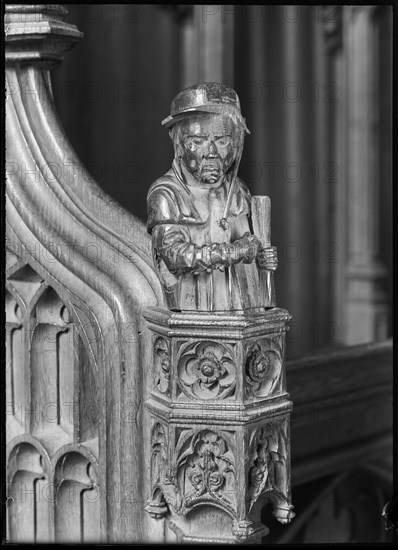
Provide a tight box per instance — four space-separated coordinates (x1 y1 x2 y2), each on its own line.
207 141 217 157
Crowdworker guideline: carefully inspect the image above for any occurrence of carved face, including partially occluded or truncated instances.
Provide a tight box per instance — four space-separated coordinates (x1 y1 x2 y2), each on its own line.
177 114 239 184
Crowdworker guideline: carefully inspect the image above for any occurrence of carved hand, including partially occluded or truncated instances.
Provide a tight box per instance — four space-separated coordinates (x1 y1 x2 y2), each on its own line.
228 232 260 264
256 245 278 271
154 226 264 275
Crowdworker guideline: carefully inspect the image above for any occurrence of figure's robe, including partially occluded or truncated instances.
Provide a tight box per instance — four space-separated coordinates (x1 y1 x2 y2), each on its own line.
147 160 270 311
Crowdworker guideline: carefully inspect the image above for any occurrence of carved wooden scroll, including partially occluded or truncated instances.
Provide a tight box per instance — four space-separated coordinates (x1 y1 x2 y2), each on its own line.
144 83 294 543
5 4 163 543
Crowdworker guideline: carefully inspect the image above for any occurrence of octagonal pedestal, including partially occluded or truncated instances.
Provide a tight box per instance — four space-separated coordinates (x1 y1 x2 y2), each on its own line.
144 307 294 544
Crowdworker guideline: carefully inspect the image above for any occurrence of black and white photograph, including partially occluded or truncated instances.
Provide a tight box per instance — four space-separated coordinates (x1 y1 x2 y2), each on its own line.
4 2 394 544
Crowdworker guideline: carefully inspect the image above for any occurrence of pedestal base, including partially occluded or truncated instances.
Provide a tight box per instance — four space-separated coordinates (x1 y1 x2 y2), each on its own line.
143 307 294 543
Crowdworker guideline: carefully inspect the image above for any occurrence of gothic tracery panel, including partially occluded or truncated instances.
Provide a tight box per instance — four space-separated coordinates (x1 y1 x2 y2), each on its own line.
7 443 50 543
30 288 74 434
54 452 100 542
6 262 102 541
6 290 25 421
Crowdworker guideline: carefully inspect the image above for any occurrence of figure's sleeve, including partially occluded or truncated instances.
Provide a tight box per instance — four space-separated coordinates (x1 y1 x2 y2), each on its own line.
152 224 230 275
152 224 259 275
147 187 180 234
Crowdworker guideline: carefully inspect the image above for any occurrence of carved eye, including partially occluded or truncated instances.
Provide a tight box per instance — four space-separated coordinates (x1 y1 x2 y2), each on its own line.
187 137 205 149
215 136 231 147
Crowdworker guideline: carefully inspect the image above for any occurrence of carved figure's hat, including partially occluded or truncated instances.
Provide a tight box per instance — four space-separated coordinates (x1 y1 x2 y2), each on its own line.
162 82 250 134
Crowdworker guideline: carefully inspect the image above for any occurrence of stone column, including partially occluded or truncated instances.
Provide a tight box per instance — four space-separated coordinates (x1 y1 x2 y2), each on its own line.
344 6 388 344
180 5 234 88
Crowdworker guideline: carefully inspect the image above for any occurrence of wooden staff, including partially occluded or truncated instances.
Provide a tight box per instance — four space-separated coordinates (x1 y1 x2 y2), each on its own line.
251 195 277 307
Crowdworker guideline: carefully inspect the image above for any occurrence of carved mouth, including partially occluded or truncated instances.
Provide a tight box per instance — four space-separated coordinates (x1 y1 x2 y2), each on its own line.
201 160 221 171
202 166 220 174
198 161 222 183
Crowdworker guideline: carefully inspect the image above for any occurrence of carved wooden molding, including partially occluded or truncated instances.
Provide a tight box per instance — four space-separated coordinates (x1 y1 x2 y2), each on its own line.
5 4 163 543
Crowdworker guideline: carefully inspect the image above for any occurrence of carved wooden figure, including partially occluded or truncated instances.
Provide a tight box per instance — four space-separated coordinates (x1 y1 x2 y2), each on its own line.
6 5 392 544
144 83 294 543
6 5 392 543
147 83 277 312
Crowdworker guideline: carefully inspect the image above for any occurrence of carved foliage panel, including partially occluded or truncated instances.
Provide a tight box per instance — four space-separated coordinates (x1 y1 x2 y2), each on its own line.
175 429 236 514
246 417 291 516
176 341 237 400
147 416 293 538
149 424 237 518
151 334 239 401
245 335 285 399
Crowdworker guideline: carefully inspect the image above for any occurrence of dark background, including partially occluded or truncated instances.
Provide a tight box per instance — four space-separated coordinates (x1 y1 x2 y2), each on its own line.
52 4 393 360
